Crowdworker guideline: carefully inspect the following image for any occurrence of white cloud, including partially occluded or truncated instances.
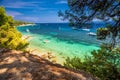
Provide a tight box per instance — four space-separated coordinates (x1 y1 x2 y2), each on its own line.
3 1 41 9
6 11 23 17
15 15 68 23
38 15 68 23
55 1 67 4
15 16 40 22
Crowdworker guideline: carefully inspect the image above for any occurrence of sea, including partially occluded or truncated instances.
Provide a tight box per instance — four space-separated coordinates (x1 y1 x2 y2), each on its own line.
17 23 105 63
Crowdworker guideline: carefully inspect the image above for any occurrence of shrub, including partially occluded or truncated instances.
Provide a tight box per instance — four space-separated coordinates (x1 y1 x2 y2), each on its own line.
64 44 120 80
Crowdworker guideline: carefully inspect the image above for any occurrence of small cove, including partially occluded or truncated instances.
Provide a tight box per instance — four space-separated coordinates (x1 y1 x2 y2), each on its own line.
17 23 103 64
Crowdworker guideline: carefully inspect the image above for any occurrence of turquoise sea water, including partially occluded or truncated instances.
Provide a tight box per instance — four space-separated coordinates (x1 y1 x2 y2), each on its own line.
17 23 104 63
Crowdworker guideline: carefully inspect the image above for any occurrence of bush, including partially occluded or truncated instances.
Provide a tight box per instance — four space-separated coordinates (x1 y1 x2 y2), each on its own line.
64 44 120 80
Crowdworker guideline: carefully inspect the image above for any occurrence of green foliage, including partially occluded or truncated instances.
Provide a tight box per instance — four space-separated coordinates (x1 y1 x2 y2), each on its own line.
0 7 8 26
13 20 33 26
59 1 120 79
0 7 29 50
59 0 120 25
97 28 109 40
97 24 120 47
64 57 83 69
59 0 120 47
64 45 120 80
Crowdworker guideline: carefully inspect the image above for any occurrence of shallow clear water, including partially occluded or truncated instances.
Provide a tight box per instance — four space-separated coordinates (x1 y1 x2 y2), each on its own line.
17 23 104 63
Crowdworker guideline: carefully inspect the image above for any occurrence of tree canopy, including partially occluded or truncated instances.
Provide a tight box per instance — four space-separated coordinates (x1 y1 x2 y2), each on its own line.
59 0 120 25
0 7 29 50
59 1 120 79
58 0 120 47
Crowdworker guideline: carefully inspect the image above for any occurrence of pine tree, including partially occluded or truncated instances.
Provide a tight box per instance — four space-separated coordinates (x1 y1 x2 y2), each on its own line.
0 7 29 50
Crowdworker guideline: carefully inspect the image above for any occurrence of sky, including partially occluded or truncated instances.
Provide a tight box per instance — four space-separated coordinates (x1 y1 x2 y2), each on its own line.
0 0 68 23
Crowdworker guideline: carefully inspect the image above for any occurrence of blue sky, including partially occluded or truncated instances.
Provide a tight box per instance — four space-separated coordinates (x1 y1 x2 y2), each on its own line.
0 0 68 23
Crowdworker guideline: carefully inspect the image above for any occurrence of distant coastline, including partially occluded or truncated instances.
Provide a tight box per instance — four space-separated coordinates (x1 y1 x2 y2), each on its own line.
17 23 36 27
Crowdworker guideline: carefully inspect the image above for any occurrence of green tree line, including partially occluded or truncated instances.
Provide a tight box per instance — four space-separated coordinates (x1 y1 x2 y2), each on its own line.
13 20 33 26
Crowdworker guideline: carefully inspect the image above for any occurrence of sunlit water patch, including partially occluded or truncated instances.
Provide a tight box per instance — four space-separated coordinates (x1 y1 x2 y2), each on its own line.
17 23 103 64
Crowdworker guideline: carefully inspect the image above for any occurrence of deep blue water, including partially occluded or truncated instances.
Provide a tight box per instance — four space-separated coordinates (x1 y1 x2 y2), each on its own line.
17 23 105 46
17 23 106 64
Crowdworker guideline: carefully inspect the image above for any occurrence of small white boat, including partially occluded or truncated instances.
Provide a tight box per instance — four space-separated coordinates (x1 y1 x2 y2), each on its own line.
43 40 50 43
26 29 30 33
87 32 96 36
72 27 77 30
82 28 90 31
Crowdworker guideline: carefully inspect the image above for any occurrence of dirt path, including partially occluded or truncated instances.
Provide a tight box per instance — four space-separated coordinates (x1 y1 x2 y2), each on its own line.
0 50 97 80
